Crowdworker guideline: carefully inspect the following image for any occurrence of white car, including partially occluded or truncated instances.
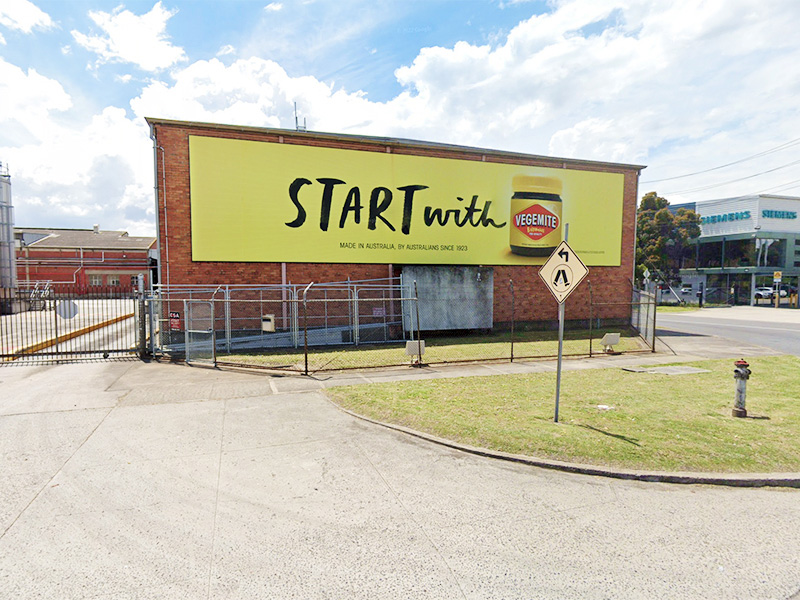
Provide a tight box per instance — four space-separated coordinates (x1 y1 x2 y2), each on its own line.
755 287 787 299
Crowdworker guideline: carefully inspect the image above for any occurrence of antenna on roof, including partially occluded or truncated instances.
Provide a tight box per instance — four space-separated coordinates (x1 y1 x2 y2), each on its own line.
294 102 307 132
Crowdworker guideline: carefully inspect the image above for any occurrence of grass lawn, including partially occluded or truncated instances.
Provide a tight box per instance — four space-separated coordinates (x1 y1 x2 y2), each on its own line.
326 355 800 473
657 305 699 313
224 328 647 372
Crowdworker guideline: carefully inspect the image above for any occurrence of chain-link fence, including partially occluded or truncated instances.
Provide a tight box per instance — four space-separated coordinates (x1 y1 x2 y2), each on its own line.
146 278 656 374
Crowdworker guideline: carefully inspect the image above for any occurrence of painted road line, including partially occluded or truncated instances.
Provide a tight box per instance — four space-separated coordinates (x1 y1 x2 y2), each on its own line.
3 313 135 361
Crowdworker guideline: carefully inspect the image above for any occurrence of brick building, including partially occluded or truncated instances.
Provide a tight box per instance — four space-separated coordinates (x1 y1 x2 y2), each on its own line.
15 227 156 290
147 118 644 328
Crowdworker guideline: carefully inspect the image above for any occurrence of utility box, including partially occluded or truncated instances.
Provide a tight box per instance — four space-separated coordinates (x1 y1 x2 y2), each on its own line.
405 340 425 356
261 314 276 332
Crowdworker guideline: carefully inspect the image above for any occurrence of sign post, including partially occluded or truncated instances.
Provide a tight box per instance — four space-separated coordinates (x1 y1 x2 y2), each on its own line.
539 238 589 423
774 271 782 308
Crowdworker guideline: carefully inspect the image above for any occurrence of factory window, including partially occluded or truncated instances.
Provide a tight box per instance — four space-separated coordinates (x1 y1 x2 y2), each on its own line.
89 274 103 286
108 275 120 286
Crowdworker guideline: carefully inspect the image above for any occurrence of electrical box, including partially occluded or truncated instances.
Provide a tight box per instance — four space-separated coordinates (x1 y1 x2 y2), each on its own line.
261 314 275 332
405 340 425 356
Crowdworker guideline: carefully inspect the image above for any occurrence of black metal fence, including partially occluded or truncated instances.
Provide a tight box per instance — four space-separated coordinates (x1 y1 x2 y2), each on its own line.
0 284 139 364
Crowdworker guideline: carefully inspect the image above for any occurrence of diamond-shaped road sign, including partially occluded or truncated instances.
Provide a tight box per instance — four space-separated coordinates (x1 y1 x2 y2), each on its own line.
538 240 589 304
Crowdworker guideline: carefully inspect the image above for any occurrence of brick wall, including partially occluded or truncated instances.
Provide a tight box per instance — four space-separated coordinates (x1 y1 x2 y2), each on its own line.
151 119 640 324
16 247 151 288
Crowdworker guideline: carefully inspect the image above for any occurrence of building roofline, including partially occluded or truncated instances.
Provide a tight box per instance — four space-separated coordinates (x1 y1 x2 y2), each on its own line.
14 227 156 250
673 194 800 209
145 117 647 172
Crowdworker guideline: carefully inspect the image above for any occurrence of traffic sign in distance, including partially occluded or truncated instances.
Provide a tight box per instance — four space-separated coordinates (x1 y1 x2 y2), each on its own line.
538 240 589 304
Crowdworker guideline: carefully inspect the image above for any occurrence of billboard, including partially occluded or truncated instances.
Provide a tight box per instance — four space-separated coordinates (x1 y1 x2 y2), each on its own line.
189 135 625 266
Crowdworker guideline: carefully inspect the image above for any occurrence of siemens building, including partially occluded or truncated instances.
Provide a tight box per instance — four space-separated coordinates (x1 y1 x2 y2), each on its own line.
672 195 800 306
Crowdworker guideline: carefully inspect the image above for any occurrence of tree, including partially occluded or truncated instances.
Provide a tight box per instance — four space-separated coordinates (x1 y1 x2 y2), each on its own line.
636 191 701 285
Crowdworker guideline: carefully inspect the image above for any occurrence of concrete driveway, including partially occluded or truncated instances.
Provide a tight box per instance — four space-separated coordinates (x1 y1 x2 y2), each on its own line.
1 360 799 599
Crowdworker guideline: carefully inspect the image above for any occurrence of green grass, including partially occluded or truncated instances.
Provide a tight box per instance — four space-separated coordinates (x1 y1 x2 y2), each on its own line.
224 328 647 371
657 304 699 313
326 355 800 473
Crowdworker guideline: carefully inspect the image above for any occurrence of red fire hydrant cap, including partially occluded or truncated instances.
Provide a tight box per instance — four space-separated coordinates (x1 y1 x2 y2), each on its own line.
734 359 749 367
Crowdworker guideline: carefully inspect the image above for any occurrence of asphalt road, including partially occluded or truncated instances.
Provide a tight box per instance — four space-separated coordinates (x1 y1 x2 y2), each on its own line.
657 307 800 356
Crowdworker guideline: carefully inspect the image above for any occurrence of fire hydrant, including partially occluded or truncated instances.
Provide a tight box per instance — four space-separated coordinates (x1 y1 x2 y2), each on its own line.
732 359 751 418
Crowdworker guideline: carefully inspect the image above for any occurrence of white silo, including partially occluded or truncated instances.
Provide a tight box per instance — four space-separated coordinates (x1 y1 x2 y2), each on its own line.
0 162 18 313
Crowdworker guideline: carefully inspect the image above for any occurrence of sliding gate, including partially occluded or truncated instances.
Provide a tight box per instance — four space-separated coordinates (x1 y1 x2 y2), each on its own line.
0 285 140 364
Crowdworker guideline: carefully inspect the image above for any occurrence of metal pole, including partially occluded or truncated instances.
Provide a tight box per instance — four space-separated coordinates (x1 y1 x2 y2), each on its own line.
554 223 569 423
137 273 147 358
651 293 657 352
588 280 593 358
52 288 59 358
183 299 189 362
225 287 231 354
509 279 514 363
211 299 217 367
414 280 422 367
554 302 564 423
353 288 360 346
302 282 314 376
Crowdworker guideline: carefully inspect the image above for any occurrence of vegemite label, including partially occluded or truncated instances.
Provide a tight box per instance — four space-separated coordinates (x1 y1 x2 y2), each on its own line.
512 203 560 242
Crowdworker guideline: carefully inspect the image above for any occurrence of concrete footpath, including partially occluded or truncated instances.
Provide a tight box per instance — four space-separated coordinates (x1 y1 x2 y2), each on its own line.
1 309 799 599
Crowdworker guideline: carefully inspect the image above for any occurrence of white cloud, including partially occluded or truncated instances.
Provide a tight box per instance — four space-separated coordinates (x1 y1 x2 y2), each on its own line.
0 56 153 233
130 0 800 176
264 2 283 12
217 44 236 57
6 0 800 238
0 0 54 34
0 58 72 144
5 106 155 234
71 1 186 71
0 32 5 45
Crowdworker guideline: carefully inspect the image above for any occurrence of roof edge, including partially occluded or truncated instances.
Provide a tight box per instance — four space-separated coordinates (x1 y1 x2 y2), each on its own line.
145 117 647 172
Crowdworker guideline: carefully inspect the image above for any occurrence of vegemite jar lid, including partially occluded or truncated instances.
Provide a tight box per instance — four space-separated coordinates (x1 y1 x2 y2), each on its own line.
512 175 562 195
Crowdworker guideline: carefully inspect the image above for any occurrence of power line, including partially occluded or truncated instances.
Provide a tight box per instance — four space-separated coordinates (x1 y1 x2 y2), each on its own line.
661 158 800 195
753 178 800 195
640 136 800 184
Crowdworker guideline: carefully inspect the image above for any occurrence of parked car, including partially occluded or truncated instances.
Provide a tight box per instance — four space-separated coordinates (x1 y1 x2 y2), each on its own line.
680 285 692 294
765 286 788 297
754 287 779 299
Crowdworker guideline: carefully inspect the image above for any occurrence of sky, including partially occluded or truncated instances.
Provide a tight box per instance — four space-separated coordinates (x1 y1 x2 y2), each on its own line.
2 0 800 237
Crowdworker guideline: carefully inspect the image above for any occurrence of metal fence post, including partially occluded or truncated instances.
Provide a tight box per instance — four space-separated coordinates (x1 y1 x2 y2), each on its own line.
651 293 657 352
588 280 593 357
353 288 360 346
225 286 231 355
413 280 422 367
137 273 147 358
148 296 157 356
302 282 314 376
51 288 59 357
509 279 515 362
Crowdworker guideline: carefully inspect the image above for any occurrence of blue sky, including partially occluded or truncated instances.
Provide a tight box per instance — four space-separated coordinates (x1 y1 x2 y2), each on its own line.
2 0 800 236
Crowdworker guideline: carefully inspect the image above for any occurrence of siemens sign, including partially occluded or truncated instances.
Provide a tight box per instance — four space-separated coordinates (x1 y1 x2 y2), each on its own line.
701 211 750 225
762 210 797 219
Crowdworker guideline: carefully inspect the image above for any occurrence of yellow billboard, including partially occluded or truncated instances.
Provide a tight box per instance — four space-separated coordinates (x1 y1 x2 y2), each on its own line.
189 135 625 266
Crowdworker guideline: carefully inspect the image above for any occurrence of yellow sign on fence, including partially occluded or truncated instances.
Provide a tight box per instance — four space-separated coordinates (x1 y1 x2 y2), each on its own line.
189 136 625 266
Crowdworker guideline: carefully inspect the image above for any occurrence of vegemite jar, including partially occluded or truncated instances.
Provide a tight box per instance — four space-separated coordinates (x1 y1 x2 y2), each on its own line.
509 175 563 256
